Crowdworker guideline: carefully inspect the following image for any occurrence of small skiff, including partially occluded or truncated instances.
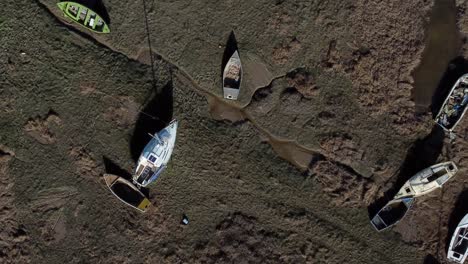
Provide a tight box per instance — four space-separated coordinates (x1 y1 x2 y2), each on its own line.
435 74 468 133
370 197 414 231
448 214 468 264
57 1 110 33
394 161 458 199
133 120 178 188
223 51 242 100
103 174 151 212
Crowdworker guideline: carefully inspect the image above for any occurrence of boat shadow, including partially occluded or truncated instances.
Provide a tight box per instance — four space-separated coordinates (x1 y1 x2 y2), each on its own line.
423 254 440 264
221 31 239 82
63 0 111 24
129 77 174 163
367 126 444 218
445 189 468 253
103 156 132 180
431 56 468 118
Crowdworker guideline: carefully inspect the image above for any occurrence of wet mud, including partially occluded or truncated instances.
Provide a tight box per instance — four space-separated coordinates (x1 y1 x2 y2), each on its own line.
412 0 461 113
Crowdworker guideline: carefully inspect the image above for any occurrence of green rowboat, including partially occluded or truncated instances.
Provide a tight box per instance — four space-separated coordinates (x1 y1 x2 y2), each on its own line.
57 1 110 33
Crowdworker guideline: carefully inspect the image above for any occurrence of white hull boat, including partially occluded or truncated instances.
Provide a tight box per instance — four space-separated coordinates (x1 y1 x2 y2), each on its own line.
448 214 468 263
223 51 242 100
435 74 468 133
394 161 458 199
133 120 178 188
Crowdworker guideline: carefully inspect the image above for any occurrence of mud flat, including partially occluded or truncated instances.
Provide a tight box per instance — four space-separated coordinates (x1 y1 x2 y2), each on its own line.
0 0 447 263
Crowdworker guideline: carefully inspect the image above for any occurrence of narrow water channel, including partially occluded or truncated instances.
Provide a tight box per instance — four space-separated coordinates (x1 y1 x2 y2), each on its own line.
412 0 461 113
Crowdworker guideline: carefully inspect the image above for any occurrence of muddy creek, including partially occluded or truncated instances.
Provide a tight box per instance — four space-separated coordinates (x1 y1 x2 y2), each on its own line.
412 0 461 113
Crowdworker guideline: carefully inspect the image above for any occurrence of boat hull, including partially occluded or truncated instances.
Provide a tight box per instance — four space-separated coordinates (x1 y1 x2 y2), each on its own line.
448 214 468 263
133 120 178 187
223 51 242 100
394 161 458 199
370 197 414 231
57 1 110 34
435 74 468 133
104 174 151 212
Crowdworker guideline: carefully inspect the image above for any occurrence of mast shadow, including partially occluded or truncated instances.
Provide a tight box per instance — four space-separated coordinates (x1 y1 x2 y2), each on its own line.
431 57 468 118
103 156 132 181
367 126 444 217
129 78 174 163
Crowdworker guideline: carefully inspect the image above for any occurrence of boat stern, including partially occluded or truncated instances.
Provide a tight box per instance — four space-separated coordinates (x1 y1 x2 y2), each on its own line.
448 251 465 264
224 87 240 100
370 215 388 231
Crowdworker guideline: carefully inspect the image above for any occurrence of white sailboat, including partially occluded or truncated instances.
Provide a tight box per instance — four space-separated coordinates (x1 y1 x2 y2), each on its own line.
133 120 178 187
394 161 458 199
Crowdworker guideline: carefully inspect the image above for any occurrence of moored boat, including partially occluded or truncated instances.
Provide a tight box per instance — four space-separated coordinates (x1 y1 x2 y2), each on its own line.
57 1 110 33
394 161 458 199
370 197 414 231
223 51 242 100
104 174 151 212
133 120 178 188
435 74 468 133
448 214 468 263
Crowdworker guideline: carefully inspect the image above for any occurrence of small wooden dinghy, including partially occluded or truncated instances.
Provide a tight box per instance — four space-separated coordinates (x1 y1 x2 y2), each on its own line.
104 174 151 212
394 161 458 199
223 51 242 100
448 214 468 263
435 74 468 133
57 1 110 33
133 120 178 188
370 197 414 231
